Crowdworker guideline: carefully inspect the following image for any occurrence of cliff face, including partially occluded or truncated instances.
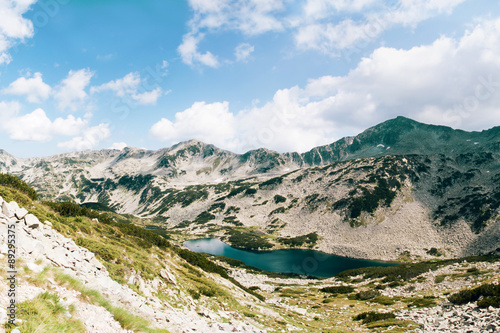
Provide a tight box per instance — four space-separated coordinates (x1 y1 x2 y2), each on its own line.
1 117 499 260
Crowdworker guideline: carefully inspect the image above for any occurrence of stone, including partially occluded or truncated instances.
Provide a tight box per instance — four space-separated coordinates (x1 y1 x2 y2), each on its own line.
24 214 40 227
9 201 20 211
160 268 177 285
2 201 15 218
15 207 28 220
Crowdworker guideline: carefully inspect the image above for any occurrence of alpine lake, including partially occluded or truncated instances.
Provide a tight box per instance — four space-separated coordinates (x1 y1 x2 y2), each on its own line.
184 238 396 278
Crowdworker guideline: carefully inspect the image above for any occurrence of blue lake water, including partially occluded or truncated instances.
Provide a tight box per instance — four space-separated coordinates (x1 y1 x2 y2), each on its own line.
184 238 396 278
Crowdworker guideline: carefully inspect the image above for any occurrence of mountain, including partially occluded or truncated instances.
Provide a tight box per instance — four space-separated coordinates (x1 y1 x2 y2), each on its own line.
1 116 500 260
1 170 499 332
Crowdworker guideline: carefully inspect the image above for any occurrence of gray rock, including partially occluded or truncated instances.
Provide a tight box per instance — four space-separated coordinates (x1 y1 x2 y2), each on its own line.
2 201 15 218
9 201 20 211
160 268 177 285
15 207 28 219
24 214 40 227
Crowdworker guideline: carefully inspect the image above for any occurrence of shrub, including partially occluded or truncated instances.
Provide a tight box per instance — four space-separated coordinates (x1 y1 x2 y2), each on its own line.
273 194 286 204
278 232 319 247
448 284 500 307
320 286 354 294
356 289 381 300
193 211 215 224
225 229 273 250
354 311 396 324
0 173 38 200
244 188 257 196
258 176 283 189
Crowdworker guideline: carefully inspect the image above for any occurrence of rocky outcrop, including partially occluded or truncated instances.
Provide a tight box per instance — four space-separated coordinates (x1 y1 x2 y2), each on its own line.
397 303 500 332
0 197 265 332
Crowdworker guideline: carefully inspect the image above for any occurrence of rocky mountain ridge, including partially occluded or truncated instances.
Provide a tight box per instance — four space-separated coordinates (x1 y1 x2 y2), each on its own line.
1 117 499 260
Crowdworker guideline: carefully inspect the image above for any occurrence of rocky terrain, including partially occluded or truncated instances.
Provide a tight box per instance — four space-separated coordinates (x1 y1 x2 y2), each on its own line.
1 117 498 261
0 177 498 332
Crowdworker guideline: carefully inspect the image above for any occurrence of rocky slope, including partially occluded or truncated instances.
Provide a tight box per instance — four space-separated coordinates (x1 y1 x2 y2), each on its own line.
1 117 499 260
0 181 498 332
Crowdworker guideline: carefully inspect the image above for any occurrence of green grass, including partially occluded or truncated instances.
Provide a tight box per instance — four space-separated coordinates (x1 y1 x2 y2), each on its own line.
53 270 170 332
7 291 84 333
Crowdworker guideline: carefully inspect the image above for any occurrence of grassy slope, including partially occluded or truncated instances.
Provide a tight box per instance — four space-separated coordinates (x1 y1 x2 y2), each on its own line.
1 174 499 333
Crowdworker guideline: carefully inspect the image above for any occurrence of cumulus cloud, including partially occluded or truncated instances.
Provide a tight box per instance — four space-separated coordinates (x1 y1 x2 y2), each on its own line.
181 0 468 64
2 72 51 103
132 87 162 105
91 72 163 105
234 43 254 62
0 100 21 118
295 0 467 55
150 101 237 149
58 124 111 150
179 0 285 67
54 69 94 112
109 142 128 150
154 18 500 153
0 0 37 64
178 34 219 68
3 108 88 142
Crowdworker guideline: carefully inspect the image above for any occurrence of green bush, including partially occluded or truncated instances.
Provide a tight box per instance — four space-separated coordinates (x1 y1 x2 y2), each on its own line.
225 229 273 250
273 194 286 204
354 311 396 324
258 176 283 189
193 211 215 224
278 232 318 247
320 286 354 294
448 284 500 307
0 173 38 200
356 289 381 300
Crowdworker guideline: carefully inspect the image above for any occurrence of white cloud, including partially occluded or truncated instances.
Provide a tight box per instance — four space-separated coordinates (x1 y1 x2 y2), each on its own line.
54 69 94 112
181 0 467 62
110 142 128 150
178 34 219 67
0 0 36 64
91 72 163 105
154 18 500 153
0 100 21 118
180 0 285 67
234 43 254 62
150 101 237 149
58 124 111 151
295 0 467 55
3 108 87 142
91 72 141 96
2 72 51 103
132 87 162 105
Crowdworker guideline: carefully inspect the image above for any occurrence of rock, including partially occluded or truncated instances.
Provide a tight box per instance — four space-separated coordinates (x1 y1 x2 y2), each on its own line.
24 214 40 227
160 268 177 285
9 201 20 211
25 261 44 273
44 220 52 227
15 207 28 219
2 201 15 218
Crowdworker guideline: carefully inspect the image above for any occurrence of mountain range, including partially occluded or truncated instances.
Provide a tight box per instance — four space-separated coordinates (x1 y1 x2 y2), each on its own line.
1 116 499 260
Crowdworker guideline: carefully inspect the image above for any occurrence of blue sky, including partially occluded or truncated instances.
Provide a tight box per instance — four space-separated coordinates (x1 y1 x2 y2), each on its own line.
0 0 499 157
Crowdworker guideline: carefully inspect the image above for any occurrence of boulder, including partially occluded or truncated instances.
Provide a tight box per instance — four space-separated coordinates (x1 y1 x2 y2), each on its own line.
160 269 177 285
8 201 19 211
2 201 15 218
15 207 28 220
24 214 40 227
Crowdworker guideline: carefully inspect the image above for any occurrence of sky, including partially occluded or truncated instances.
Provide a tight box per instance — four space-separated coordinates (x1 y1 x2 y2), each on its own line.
0 0 499 158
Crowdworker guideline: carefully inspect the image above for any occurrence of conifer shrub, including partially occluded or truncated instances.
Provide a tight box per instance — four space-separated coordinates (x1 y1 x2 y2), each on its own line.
0 173 38 200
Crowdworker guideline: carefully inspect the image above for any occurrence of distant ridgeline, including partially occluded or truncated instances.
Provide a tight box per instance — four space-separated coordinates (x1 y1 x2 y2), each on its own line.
1 116 499 260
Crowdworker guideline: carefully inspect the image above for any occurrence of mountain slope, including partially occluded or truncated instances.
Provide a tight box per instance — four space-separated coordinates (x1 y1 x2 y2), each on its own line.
1 117 499 260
